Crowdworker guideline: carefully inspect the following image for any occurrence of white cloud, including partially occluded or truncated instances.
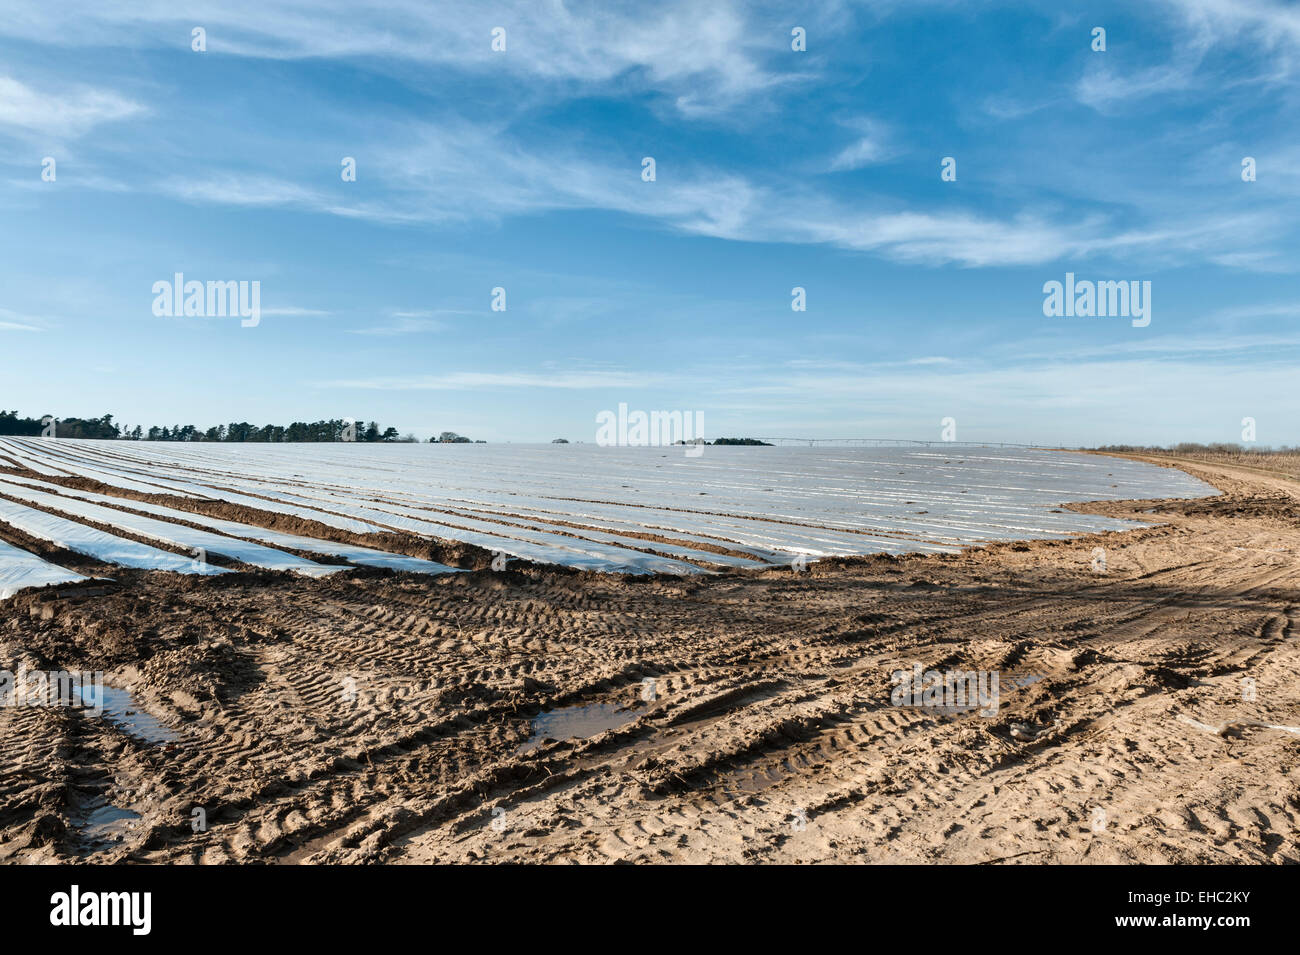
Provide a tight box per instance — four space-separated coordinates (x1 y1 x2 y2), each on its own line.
828 118 893 171
260 307 330 317
1212 302 1300 321
0 307 46 331
0 76 144 139
1075 61 1204 110
709 354 1300 442
1162 0 1300 52
160 174 324 208
322 370 668 390
347 311 456 336
1077 0 1300 109
157 125 1292 270
829 138 889 171
315 347 1300 444
0 1 801 118
14 2 1291 275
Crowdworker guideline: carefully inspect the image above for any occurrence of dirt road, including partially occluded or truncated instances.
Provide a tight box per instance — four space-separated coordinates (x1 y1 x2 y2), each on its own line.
2 455 1297 864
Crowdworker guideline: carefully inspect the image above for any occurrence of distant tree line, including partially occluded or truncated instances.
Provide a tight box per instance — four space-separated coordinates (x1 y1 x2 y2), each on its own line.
0 410 458 443
669 437 773 446
0 411 121 439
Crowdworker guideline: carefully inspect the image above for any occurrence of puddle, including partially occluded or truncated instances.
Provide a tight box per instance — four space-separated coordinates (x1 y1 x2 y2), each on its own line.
1007 673 1047 690
517 702 640 754
70 797 142 854
76 685 180 744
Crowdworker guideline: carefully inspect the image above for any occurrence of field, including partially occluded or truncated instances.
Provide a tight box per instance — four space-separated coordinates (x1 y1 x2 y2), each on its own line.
2 442 1298 864
0 438 1216 580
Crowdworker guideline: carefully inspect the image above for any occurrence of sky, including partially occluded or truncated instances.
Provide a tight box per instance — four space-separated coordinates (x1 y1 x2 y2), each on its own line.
0 0 1298 446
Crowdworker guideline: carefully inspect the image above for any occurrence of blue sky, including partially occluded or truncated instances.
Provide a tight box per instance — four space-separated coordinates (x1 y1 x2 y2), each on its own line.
1 0 1297 445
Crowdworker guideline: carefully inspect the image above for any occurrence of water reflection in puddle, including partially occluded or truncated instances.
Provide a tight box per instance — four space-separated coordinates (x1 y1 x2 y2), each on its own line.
517 702 640 754
71 798 142 854
77 685 180 744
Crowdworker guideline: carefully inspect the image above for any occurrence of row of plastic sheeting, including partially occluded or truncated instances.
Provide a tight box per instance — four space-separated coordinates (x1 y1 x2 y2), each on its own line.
0 537 85 600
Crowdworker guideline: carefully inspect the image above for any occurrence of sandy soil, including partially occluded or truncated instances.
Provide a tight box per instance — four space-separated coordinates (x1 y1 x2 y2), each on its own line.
1 454 1297 864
